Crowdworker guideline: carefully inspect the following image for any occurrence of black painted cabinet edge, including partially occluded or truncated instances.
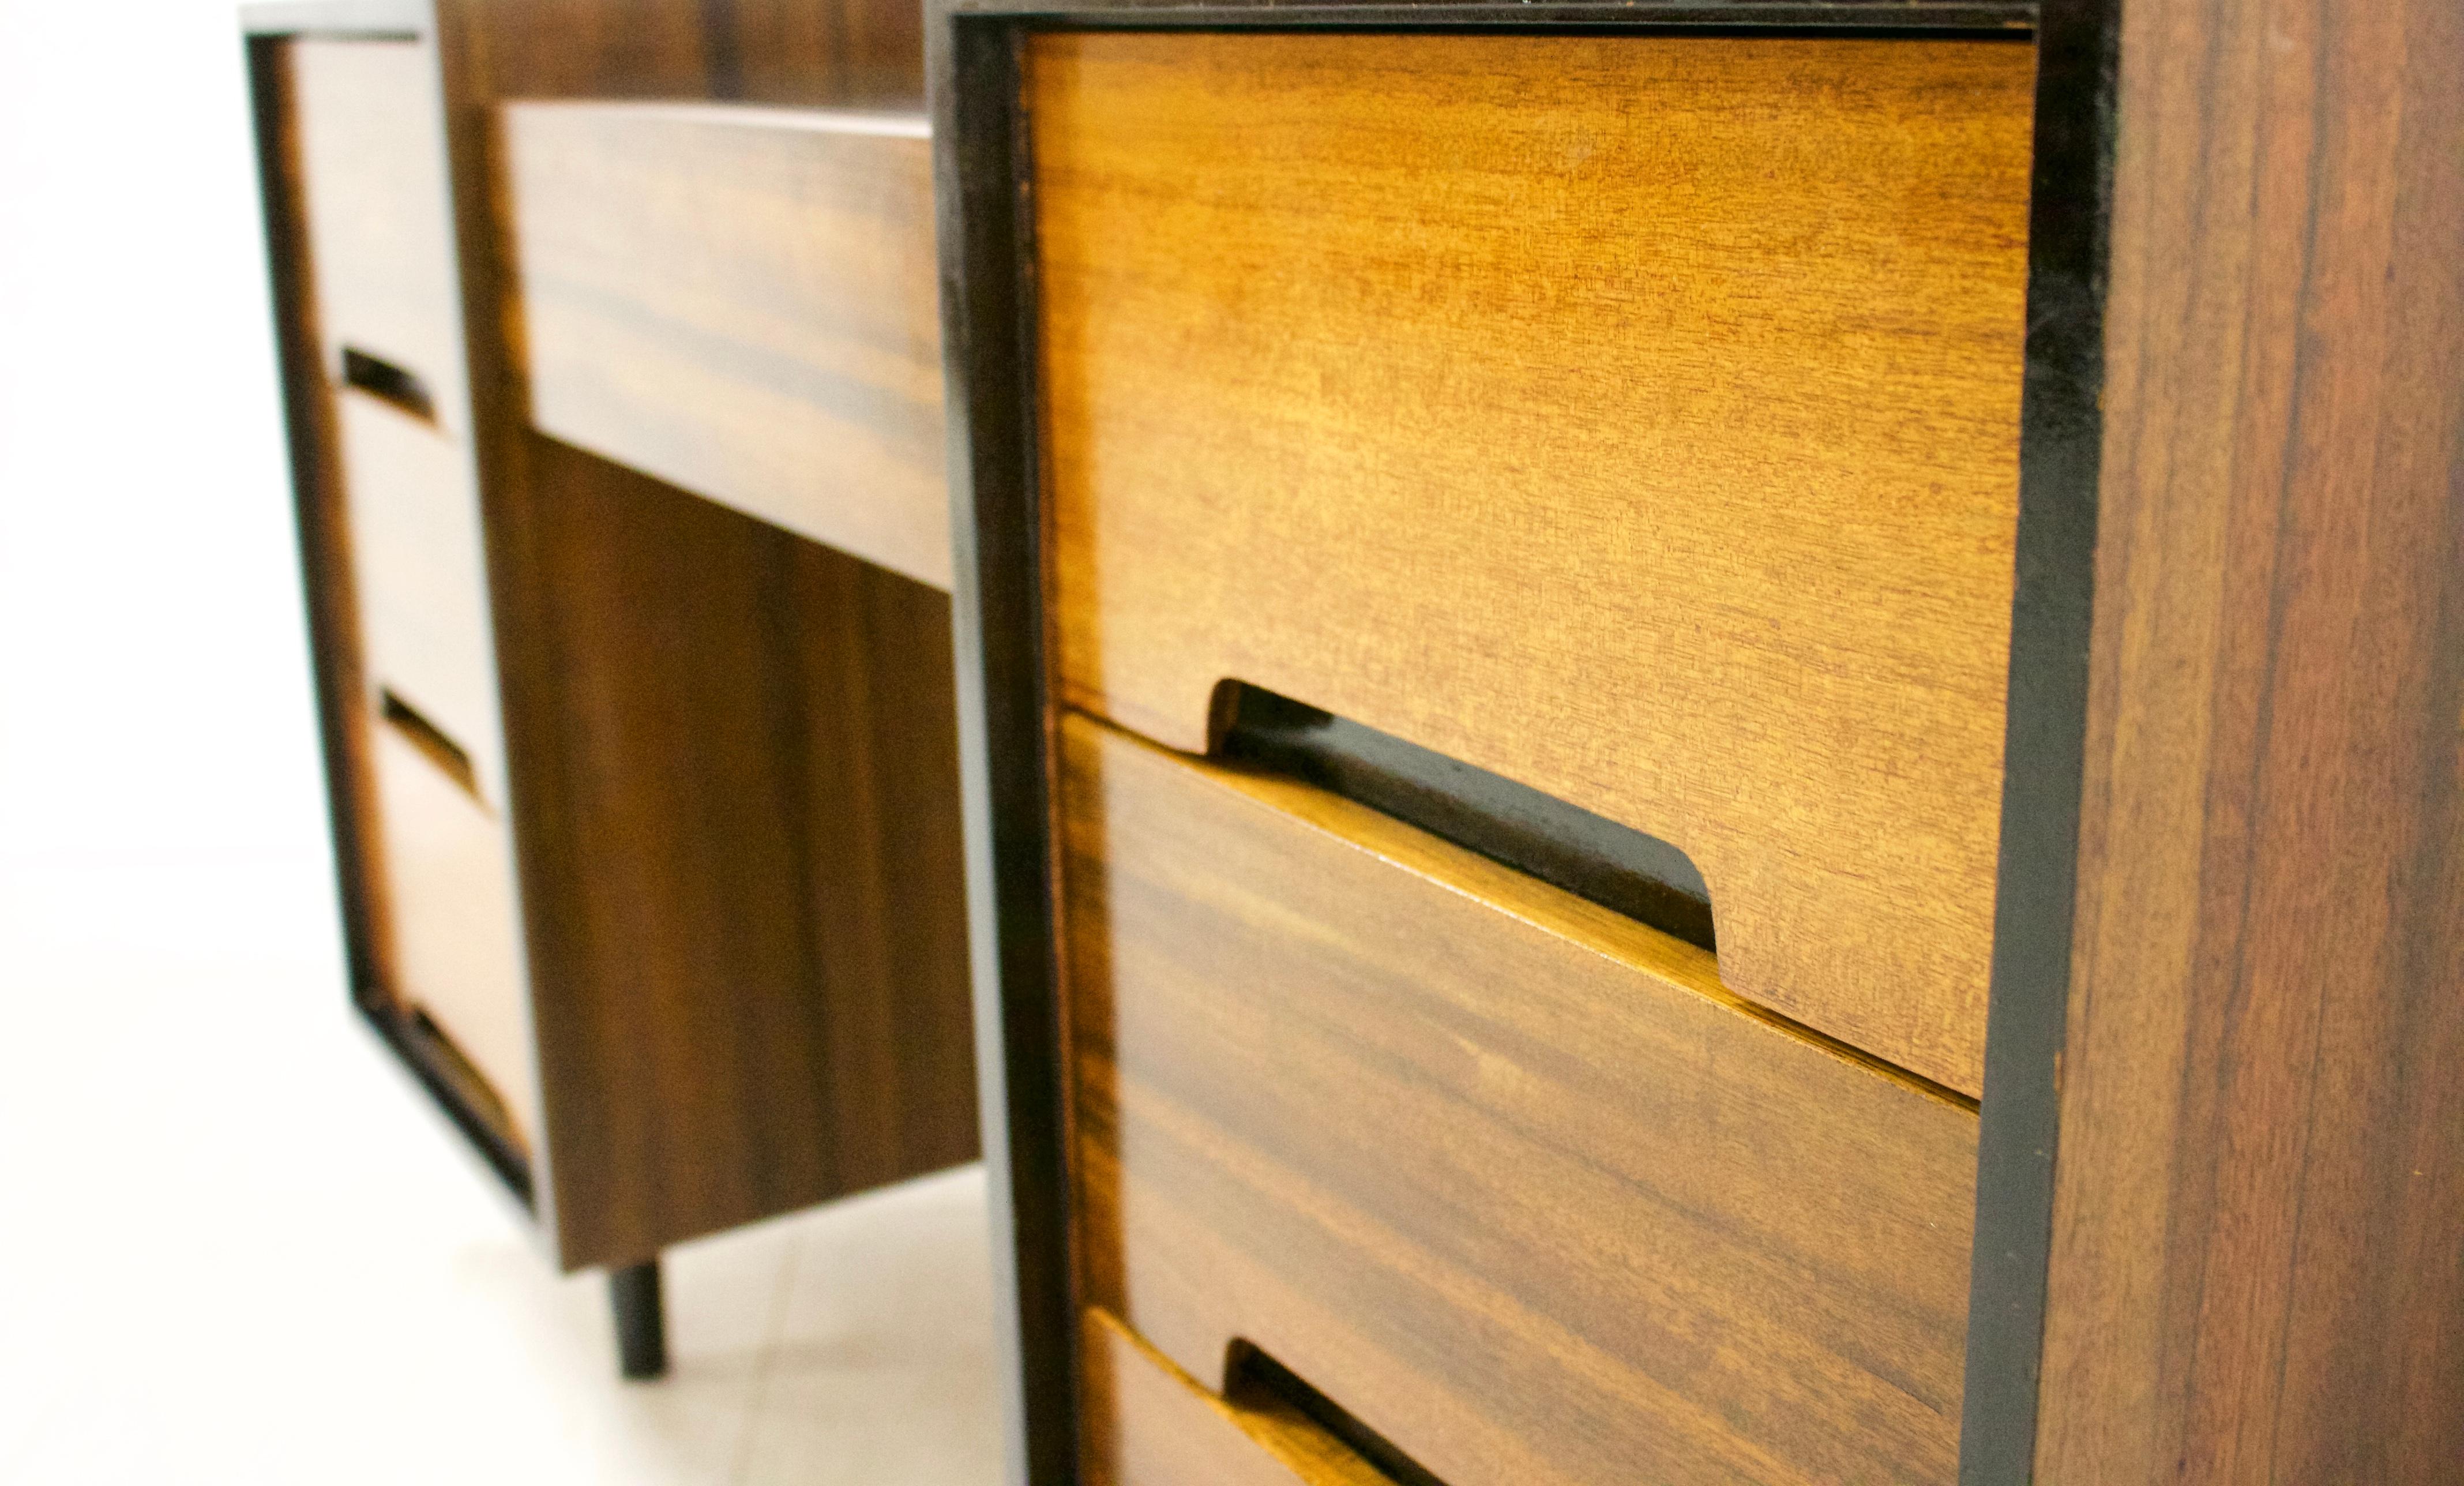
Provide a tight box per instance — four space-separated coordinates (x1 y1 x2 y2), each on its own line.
936 17 1082 1486
1958 0 2118 1481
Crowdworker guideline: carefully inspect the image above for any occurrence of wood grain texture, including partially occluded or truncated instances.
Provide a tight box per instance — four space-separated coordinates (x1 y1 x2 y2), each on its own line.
1030 31 2035 1095
261 28 540 1180
415 0 956 1265
1081 1309 1389 1486
334 389 505 798
2033 0 2464 1479
1061 713 1979 1486
288 36 468 429
517 436 977 1269
367 719 538 1149
502 102 948 589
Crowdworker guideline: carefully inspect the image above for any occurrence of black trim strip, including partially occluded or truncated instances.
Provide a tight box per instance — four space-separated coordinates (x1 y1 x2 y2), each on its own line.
363 1000 537 1206
1957 0 2117 1480
937 16 1081 1486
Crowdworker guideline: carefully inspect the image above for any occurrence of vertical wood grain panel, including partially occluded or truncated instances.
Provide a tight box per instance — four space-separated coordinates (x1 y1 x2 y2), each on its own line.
2036 0 2464 1477
517 436 977 1267
414 0 955 1264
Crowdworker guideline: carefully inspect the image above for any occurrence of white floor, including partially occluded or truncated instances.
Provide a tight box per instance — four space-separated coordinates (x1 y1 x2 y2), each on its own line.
0 3 1004 1481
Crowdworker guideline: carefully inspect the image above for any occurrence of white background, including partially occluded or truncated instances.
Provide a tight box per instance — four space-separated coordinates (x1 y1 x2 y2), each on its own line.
0 5 998 1480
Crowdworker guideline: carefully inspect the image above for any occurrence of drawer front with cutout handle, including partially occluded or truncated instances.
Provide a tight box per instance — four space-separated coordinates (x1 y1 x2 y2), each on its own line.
1031 31 2035 1096
1060 714 1978 1486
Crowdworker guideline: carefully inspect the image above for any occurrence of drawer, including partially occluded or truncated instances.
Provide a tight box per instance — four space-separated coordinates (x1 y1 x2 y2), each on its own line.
1030 32 2037 1095
1083 1308 1388 1486
1060 715 1979 1486
370 716 536 1150
288 37 466 427
336 389 503 798
503 102 949 590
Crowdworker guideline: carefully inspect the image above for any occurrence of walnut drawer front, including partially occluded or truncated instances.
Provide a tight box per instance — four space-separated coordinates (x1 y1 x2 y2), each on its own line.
1081 1308 1392 1486
335 390 503 798
1030 31 2035 1095
502 102 950 591
1059 714 1980 1486
369 719 536 1150
288 37 466 431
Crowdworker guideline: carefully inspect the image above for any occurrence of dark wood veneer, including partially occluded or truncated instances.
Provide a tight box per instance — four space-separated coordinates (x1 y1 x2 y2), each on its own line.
2032 0 2464 1477
247 0 982 1274
516 435 978 1264
934 1 2463 1482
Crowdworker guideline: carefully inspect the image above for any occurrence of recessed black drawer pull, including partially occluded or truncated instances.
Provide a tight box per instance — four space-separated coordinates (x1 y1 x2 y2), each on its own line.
1212 680 1716 954
339 344 435 422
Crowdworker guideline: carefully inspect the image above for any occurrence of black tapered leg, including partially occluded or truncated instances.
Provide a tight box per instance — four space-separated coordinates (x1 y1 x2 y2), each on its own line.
610 1257 667 1380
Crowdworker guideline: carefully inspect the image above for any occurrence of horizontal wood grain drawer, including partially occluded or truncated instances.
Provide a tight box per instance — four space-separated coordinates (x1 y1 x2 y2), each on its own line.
370 717 536 1150
1030 31 2036 1095
503 102 949 590
1060 714 1979 1486
1082 1308 1389 1486
336 389 504 797
288 37 466 429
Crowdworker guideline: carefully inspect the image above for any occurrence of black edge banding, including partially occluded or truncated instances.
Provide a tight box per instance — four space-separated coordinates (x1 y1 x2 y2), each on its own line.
1958 0 2119 1481
243 31 382 1012
933 8 1083 1484
371 1004 538 1204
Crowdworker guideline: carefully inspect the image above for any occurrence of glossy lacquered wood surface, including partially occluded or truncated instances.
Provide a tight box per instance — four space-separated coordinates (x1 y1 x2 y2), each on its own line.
516 438 978 1267
2032 0 2464 1477
367 719 538 1148
502 102 949 590
1060 714 1978 1486
1030 31 2034 1096
414 0 972 1267
1081 1310 1388 1486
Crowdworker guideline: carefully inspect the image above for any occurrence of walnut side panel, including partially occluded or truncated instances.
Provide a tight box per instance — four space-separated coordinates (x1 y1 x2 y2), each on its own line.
1062 715 1978 1486
2035 0 2464 1480
422 0 949 1264
519 438 978 1268
1030 32 2034 1095
503 102 949 591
